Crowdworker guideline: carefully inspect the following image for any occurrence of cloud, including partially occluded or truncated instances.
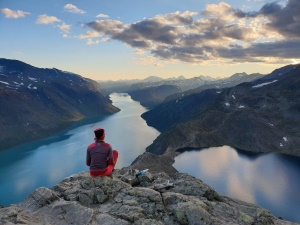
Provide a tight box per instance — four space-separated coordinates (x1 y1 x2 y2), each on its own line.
77 30 101 39
1 8 30 19
64 4 85 14
87 38 100 45
134 49 146 55
58 23 71 38
235 0 300 37
262 0 300 37
96 13 109 18
36 14 61 24
87 20 125 36
83 1 299 65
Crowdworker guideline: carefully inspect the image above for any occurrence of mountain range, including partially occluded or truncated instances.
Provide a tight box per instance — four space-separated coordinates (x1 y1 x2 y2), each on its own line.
142 64 300 157
100 73 263 107
0 58 119 151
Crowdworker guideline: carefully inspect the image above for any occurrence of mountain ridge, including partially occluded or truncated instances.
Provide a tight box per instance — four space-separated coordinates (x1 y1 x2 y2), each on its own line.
0 58 119 151
142 64 300 157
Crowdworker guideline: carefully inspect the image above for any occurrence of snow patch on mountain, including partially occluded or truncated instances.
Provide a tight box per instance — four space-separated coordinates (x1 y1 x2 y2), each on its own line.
0 80 9 85
27 84 38 89
283 137 288 142
252 80 278 88
28 77 38 82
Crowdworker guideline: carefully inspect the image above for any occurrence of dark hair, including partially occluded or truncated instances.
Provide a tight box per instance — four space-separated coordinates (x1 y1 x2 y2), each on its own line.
94 128 104 139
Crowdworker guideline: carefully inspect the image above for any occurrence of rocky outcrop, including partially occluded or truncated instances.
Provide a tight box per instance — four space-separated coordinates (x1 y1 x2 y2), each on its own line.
0 166 298 225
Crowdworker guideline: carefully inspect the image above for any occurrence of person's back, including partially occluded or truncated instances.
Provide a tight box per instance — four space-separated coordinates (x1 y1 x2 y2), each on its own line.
86 128 118 177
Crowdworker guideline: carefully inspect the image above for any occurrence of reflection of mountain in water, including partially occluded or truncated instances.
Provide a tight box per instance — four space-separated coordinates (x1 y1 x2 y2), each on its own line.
173 146 300 223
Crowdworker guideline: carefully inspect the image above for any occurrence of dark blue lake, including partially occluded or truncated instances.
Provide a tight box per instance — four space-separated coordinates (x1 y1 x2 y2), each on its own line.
0 93 160 206
173 146 300 223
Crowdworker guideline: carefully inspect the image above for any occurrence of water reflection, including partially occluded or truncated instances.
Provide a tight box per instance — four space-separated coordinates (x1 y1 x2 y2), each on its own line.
0 93 160 206
173 146 300 223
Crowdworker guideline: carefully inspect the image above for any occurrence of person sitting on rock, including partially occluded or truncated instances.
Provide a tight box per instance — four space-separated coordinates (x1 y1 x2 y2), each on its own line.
86 128 118 177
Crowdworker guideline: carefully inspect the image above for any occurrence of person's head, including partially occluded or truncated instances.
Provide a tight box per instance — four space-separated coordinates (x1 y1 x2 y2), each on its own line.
94 128 105 140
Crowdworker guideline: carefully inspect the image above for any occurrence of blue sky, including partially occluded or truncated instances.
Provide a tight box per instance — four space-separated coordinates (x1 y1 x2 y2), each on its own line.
1 0 299 80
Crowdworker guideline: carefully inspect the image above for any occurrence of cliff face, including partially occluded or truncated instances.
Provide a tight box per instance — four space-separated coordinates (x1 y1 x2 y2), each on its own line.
0 156 297 225
142 64 300 157
128 85 182 107
0 58 119 150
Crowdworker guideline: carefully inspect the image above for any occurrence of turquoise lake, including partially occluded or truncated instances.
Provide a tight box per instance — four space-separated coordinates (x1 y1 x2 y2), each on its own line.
0 93 160 206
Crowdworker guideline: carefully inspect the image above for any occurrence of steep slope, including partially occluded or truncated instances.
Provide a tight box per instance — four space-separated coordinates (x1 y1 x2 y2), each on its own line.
0 58 119 150
128 85 181 107
142 64 300 156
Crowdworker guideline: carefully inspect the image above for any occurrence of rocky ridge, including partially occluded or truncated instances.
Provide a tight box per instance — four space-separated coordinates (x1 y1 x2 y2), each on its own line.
142 64 300 157
0 155 298 225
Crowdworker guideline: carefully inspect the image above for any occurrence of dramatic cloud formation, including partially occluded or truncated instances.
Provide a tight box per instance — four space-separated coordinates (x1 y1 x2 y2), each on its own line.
36 14 61 24
1 8 30 18
83 0 300 65
235 0 300 37
64 4 85 14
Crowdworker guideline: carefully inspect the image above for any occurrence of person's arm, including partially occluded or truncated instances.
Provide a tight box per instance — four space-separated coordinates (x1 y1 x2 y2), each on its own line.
86 148 91 166
107 145 114 166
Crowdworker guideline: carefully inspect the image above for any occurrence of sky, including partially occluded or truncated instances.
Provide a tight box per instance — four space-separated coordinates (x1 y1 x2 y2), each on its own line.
0 0 299 80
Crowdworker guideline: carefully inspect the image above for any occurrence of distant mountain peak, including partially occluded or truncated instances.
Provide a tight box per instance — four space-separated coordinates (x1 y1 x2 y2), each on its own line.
230 72 248 78
142 76 163 82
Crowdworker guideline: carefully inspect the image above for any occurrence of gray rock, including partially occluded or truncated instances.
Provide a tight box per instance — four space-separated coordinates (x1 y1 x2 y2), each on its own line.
0 169 298 225
18 187 59 211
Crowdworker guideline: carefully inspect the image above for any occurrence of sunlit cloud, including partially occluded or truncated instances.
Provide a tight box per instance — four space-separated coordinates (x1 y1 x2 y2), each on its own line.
36 14 61 24
1 8 30 19
57 23 71 38
77 30 101 39
58 23 71 34
87 38 100 45
96 13 109 18
102 37 110 42
64 4 85 14
82 0 299 65
134 49 146 55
